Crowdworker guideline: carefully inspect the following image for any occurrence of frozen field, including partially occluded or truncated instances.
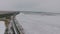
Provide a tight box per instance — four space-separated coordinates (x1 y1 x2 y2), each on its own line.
0 13 60 34
17 13 60 34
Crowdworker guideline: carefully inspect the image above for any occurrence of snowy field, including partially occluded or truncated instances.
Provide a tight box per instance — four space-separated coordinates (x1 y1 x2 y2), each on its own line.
17 13 60 34
0 13 60 34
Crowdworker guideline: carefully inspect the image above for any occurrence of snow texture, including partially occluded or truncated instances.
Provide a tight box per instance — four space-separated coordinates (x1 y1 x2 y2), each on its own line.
16 13 60 34
0 13 60 34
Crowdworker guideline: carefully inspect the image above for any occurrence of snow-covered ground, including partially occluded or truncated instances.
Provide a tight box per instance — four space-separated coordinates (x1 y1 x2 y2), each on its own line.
16 13 60 34
0 21 5 34
0 13 60 34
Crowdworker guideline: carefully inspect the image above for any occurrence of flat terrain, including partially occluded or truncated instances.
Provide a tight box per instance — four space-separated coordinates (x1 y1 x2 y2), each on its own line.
17 13 60 34
0 13 60 34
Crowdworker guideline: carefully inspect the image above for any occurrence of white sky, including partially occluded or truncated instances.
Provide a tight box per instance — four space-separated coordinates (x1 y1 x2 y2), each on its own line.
0 0 60 12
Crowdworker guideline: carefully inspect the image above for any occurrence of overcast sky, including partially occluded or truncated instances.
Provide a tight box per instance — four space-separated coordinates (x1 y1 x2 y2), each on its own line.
0 0 60 12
